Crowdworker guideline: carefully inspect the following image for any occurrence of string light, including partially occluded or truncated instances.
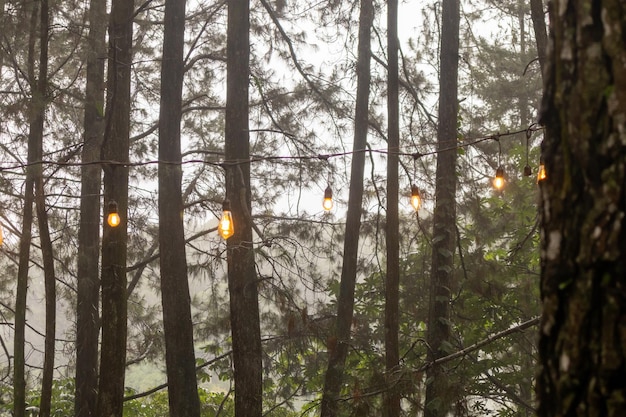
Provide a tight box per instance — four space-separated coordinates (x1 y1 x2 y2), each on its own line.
410 185 422 211
0 224 3 246
219 200 234 239
0 125 544 172
0 124 545 228
493 166 505 190
523 128 533 177
107 201 121 227
523 165 532 177
322 186 333 211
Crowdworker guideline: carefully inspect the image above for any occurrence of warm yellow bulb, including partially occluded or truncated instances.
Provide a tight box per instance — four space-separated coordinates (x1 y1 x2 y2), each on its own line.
537 164 547 182
0 225 3 246
106 201 121 227
219 210 234 239
410 185 421 211
323 186 333 211
107 212 121 228
493 167 505 190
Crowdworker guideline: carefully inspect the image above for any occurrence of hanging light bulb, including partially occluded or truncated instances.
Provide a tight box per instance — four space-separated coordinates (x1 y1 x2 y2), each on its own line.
537 163 547 182
0 224 3 246
410 184 422 211
493 166 505 190
523 165 532 177
219 200 234 239
107 200 121 227
323 186 333 211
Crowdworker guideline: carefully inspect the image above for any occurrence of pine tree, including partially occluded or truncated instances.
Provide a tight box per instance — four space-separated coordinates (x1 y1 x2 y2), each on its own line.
536 0 626 414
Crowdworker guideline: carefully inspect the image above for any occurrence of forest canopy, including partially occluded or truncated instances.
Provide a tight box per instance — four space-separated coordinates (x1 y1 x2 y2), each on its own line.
0 0 550 416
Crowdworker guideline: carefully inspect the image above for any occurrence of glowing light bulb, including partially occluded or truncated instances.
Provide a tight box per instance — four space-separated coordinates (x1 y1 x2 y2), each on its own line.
219 200 234 239
323 186 333 211
537 164 547 182
0 225 3 246
410 185 422 211
493 167 505 190
107 201 121 227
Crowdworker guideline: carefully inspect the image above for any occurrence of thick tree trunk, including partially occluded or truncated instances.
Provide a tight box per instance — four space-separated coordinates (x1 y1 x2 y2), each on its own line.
158 0 202 416
536 0 626 415
225 0 262 415
96 0 132 415
424 0 459 415
384 0 401 416
319 1 373 415
75 0 106 414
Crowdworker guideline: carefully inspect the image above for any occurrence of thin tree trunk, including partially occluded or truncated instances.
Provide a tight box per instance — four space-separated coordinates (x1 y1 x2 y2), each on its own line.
319 1 373 415
225 0 262 415
529 0 547 75
75 0 106 414
14 1 46 415
0 0 5 70
36 174 56 417
424 0 459 415
34 2 54 414
96 0 132 415
384 0 401 415
536 0 626 415
158 0 202 415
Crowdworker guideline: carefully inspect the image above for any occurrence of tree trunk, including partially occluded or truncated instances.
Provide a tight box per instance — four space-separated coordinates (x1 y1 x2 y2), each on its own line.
158 0 202 416
424 0 459 415
14 1 47 415
96 0 132 415
35 9 53 417
225 0 262 415
36 168 56 417
529 0 547 74
75 0 106 414
319 0 373 415
384 0 401 416
536 0 626 415
0 0 5 70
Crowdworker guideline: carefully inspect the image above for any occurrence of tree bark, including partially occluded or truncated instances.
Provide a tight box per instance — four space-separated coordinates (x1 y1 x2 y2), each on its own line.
536 0 626 415
384 0 401 416
424 0 459 415
319 0 373 415
158 0 202 415
75 0 106 414
225 0 262 415
96 0 132 415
